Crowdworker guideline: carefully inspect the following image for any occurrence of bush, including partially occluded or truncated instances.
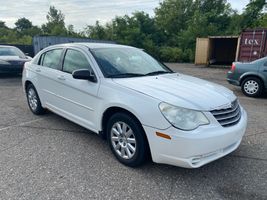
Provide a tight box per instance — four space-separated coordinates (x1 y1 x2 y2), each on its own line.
181 49 194 63
159 46 183 62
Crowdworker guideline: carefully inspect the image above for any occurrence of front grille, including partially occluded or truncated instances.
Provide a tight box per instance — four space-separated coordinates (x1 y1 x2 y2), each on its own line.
211 100 241 127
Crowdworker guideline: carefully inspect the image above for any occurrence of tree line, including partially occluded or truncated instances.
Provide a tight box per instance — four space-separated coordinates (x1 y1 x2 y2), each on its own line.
0 0 266 62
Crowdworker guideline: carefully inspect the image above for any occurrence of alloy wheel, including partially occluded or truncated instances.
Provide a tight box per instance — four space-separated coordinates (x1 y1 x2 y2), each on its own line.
27 88 38 111
110 122 136 159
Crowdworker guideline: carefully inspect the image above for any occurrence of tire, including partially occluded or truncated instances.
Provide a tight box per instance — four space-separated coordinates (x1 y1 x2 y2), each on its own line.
107 112 148 167
26 84 45 115
241 77 263 97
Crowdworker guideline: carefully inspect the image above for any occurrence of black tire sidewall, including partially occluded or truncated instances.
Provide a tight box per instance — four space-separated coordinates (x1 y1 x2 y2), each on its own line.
107 112 147 167
241 77 263 97
26 84 44 115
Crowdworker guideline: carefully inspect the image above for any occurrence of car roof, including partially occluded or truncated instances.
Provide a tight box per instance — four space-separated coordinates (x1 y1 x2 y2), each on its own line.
0 45 18 48
49 42 135 50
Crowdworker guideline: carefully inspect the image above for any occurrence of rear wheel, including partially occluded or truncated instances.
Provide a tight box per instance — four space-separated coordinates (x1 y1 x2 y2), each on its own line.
107 112 148 167
26 84 45 115
241 77 263 97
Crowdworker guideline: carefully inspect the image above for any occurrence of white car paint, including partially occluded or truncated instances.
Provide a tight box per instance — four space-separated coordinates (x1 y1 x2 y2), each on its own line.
113 73 236 111
22 43 247 168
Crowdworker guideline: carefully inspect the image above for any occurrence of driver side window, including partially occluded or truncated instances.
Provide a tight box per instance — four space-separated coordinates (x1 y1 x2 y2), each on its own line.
63 49 92 74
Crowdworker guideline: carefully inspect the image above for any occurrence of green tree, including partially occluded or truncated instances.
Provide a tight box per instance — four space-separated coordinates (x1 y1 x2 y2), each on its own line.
84 21 107 40
15 17 33 32
42 6 67 35
46 5 65 25
23 26 42 37
0 21 8 29
155 0 194 46
258 13 267 27
226 11 244 35
241 0 267 28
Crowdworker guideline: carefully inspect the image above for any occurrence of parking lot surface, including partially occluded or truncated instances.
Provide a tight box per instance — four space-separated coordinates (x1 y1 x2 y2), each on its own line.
0 64 266 200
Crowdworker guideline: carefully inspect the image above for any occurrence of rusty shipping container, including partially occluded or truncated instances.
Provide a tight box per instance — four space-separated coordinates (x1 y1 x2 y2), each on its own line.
238 28 267 62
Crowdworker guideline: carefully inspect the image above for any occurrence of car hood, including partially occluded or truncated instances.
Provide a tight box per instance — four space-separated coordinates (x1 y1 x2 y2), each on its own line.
113 73 236 111
0 56 30 61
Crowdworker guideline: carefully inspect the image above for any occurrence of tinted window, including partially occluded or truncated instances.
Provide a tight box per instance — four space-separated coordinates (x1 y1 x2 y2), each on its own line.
63 49 91 73
42 49 63 69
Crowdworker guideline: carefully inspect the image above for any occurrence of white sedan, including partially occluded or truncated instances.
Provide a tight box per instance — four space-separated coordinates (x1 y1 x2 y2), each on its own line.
22 43 247 168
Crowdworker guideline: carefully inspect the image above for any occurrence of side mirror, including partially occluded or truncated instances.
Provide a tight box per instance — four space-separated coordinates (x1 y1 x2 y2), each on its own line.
72 69 97 82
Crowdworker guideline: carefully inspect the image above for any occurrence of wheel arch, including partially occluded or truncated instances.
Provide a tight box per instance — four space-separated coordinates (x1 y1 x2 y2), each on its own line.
24 80 44 107
240 74 265 87
101 106 142 137
101 106 152 159
24 80 33 91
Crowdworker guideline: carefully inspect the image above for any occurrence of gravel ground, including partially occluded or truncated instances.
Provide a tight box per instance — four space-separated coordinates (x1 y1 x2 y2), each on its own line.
0 64 266 200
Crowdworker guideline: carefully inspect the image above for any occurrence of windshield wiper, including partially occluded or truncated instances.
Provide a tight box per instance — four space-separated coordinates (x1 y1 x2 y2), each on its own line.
145 71 173 76
107 73 145 78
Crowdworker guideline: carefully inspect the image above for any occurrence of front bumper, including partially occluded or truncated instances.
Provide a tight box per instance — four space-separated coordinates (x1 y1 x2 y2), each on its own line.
0 64 24 74
143 107 247 168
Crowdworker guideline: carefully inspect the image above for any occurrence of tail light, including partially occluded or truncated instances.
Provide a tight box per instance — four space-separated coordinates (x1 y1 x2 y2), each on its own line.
230 63 236 72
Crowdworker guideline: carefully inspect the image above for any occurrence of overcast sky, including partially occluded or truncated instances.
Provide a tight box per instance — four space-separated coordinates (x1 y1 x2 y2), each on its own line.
0 0 250 31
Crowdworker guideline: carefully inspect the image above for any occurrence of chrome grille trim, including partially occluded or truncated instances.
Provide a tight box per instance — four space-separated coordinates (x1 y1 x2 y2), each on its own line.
211 100 241 127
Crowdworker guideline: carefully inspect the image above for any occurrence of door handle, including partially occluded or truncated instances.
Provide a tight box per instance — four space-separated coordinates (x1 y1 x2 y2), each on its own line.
57 75 66 80
35 68 41 72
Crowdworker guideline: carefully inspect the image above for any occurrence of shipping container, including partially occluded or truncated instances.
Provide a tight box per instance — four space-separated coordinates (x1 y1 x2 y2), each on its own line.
195 29 267 65
238 28 267 62
32 36 115 55
195 36 239 65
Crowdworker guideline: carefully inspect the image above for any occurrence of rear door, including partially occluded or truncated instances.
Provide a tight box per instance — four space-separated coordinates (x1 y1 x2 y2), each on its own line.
51 47 100 131
259 58 267 87
36 48 64 108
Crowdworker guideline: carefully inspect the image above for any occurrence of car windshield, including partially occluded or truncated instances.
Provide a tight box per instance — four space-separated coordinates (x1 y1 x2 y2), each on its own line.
0 47 26 58
91 47 173 78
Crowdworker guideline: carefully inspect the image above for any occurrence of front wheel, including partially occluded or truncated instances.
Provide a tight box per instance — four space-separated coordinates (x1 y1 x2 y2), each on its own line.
241 77 263 97
107 112 148 167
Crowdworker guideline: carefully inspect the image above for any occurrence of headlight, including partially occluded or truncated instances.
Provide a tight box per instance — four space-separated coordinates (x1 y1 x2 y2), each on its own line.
0 60 10 65
159 102 209 131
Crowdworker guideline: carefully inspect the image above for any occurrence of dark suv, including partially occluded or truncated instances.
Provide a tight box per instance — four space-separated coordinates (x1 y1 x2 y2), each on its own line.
227 57 267 97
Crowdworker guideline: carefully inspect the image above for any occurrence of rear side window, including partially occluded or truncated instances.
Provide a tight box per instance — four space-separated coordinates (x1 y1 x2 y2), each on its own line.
41 49 63 69
63 49 91 73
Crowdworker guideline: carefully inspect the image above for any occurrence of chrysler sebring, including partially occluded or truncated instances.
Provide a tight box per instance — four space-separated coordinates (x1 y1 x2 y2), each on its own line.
22 43 247 168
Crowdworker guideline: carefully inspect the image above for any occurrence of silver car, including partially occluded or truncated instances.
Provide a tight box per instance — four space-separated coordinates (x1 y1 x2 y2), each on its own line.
227 57 267 97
